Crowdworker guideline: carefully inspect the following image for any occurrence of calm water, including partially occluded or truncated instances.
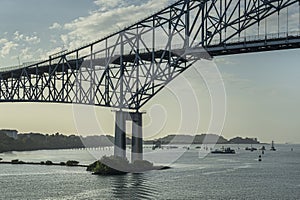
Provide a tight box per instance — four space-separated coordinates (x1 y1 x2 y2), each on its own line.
0 144 299 199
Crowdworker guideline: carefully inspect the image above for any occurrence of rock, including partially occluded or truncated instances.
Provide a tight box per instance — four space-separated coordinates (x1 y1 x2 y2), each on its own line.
45 160 53 165
10 159 26 164
156 166 171 170
87 156 129 175
66 160 79 166
11 159 19 164
87 156 171 175
60 162 66 166
131 160 154 173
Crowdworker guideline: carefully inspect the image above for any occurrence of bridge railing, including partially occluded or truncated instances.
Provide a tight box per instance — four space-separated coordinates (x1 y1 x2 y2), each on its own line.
210 31 300 46
0 54 78 73
0 60 46 73
92 31 300 60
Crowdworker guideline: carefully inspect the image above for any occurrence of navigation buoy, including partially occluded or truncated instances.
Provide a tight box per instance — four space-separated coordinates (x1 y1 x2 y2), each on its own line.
258 155 262 162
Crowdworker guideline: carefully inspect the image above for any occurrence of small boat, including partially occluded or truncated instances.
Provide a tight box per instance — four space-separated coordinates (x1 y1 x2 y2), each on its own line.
270 141 276 151
152 140 162 150
245 146 257 151
211 147 235 154
259 146 266 151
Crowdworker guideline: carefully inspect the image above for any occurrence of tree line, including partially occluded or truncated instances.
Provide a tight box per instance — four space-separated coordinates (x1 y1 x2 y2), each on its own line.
0 133 84 153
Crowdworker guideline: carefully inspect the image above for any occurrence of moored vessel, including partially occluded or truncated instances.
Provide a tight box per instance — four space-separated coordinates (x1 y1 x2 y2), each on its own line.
211 147 235 154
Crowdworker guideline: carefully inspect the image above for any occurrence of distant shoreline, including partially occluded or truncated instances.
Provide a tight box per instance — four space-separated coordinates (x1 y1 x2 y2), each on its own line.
1 131 264 154
0 160 88 168
0 143 272 155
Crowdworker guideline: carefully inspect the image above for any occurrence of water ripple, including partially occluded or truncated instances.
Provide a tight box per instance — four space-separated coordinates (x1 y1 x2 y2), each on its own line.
111 174 159 199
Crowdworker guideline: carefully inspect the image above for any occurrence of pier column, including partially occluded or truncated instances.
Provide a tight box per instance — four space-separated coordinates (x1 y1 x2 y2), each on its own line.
131 112 143 163
114 111 126 158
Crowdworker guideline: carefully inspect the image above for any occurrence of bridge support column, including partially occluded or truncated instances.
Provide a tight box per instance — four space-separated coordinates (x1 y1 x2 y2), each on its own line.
130 112 143 163
114 111 126 158
114 110 144 162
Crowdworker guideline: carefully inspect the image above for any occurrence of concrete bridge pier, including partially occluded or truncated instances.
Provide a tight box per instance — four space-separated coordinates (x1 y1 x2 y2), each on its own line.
114 111 126 158
114 111 143 162
130 112 143 163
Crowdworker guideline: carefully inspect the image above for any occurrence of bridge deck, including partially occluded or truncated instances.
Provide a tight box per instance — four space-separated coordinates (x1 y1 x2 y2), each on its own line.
207 35 300 56
0 59 83 80
0 35 299 80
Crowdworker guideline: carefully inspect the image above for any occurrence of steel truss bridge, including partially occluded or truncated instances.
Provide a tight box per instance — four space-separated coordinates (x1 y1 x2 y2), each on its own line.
1 0 300 162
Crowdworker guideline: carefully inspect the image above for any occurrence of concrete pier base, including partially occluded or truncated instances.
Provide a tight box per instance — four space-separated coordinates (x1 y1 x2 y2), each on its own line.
130 112 143 163
113 111 143 162
114 111 126 158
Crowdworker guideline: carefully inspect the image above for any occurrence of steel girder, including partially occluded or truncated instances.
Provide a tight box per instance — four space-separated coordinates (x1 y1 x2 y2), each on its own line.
0 0 299 110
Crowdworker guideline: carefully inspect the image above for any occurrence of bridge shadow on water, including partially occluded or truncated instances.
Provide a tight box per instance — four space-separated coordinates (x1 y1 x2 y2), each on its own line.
111 173 159 199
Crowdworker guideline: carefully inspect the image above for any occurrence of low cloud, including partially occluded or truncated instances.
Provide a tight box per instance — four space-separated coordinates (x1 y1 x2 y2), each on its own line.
0 40 18 57
14 31 40 44
49 22 62 30
94 0 126 11
0 38 8 45
20 47 34 60
61 0 171 50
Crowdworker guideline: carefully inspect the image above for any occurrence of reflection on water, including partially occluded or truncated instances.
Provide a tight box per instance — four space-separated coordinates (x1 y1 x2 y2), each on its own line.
111 174 159 199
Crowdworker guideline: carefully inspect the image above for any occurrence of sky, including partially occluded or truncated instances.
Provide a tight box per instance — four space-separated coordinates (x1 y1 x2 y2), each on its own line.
0 0 299 143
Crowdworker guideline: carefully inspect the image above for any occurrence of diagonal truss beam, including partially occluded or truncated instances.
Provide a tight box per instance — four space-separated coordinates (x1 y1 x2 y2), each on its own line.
0 0 299 110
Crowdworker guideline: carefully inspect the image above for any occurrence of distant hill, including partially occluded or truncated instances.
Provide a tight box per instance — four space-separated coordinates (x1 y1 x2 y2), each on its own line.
229 137 260 144
150 134 229 144
193 134 228 144
81 135 114 147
